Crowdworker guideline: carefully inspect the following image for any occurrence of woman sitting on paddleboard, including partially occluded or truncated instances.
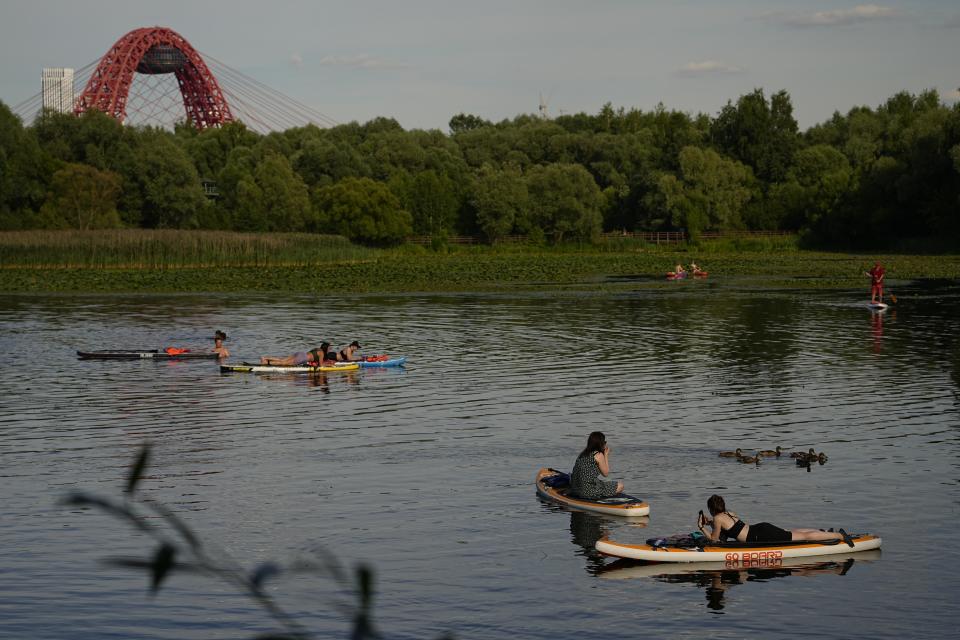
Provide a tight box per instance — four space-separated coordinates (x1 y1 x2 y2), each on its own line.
326 340 362 362
699 494 850 545
259 342 334 366
211 330 230 359
570 431 624 499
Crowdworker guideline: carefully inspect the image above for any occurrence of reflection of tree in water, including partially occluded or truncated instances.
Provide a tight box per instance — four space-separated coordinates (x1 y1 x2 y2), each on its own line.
702 297 803 388
569 511 609 575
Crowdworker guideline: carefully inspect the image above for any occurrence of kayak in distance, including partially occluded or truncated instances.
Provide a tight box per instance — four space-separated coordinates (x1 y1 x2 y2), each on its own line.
77 349 220 360
596 531 881 563
535 467 650 517
220 362 360 374
666 271 708 280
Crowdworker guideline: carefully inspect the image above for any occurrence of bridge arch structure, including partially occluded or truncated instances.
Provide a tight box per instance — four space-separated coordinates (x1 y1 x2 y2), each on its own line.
74 26 233 129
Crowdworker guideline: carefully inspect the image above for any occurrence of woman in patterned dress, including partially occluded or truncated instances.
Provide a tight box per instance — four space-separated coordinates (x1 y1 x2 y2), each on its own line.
570 431 623 499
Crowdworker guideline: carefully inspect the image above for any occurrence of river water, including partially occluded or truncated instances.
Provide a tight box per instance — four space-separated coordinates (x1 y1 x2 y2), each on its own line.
1 281 958 639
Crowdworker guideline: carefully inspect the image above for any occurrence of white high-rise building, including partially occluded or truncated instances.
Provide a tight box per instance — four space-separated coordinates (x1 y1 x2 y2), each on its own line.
42 68 75 114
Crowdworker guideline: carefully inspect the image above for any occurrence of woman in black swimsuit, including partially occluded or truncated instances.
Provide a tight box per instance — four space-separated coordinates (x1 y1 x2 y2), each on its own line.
327 341 362 362
699 494 845 544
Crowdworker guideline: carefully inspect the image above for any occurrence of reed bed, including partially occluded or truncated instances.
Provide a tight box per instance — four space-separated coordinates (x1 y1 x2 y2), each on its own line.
0 229 376 269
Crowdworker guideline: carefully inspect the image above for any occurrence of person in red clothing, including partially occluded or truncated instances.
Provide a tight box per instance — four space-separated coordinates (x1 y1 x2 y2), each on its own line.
866 262 885 303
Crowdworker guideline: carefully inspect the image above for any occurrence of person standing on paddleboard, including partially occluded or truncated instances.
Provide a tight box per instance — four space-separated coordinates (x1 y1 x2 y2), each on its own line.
570 431 624 499
866 262 885 304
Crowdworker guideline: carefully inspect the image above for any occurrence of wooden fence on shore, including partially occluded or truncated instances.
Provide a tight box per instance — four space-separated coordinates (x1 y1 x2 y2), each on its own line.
406 230 795 245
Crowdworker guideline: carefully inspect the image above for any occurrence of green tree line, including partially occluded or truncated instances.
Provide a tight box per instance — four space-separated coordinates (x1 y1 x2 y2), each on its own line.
1 88 958 248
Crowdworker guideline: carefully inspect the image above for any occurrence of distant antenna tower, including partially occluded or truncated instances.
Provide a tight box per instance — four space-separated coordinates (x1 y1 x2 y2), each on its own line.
539 92 548 119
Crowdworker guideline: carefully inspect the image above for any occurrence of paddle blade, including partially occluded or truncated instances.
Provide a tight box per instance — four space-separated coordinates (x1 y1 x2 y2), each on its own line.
890 293 897 304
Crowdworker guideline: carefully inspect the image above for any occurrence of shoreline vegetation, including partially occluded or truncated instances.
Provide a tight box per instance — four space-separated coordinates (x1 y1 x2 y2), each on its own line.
3 89 959 254
2 230 959 294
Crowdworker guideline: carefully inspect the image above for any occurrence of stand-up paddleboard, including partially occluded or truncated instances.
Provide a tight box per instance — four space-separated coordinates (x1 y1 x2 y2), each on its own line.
78 349 220 360
596 549 882 580
596 531 881 563
867 302 888 311
220 362 360 373
535 467 650 517
358 356 406 368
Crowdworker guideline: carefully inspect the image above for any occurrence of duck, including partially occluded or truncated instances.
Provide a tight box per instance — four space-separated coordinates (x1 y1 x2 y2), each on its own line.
758 446 782 458
790 448 816 459
739 452 761 464
718 448 743 458
816 453 828 465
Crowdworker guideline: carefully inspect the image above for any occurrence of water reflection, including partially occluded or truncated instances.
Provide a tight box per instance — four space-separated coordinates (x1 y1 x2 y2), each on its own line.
596 550 882 611
218 369 362 390
871 309 886 354
567 510 648 575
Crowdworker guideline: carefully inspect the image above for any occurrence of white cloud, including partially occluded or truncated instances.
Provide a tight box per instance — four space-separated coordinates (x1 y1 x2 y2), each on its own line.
941 89 960 103
763 4 898 27
676 60 743 76
317 54 409 70
290 53 303 68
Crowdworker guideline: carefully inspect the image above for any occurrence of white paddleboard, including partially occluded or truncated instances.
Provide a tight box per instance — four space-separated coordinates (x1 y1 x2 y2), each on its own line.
867 302 888 310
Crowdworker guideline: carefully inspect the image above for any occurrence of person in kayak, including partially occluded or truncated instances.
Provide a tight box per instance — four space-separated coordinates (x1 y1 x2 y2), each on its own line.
211 330 230 359
690 262 705 276
673 263 686 277
259 342 334 366
327 340 362 361
699 494 852 545
866 262 885 304
570 431 624 500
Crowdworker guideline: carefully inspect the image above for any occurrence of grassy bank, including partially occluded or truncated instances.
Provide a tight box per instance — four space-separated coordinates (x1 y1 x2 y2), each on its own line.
1 230 958 293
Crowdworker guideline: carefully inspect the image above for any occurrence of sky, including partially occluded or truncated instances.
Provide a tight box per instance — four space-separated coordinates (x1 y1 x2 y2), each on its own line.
1 0 958 132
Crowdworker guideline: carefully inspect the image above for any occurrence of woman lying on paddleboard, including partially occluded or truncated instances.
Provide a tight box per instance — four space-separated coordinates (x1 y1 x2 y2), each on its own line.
570 431 624 499
326 340 362 362
699 494 850 545
259 342 334 366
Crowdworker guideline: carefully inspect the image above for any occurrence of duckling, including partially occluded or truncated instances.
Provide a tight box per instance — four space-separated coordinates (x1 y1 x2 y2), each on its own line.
796 453 814 467
816 453 828 465
758 446 782 458
718 448 743 458
739 452 760 464
790 448 816 459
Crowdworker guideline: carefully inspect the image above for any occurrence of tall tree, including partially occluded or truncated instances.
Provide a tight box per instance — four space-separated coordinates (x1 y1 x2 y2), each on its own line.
38 163 122 229
470 164 529 242
312 177 412 245
711 88 799 183
0 102 50 224
657 146 754 236
525 163 604 243
253 153 312 231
